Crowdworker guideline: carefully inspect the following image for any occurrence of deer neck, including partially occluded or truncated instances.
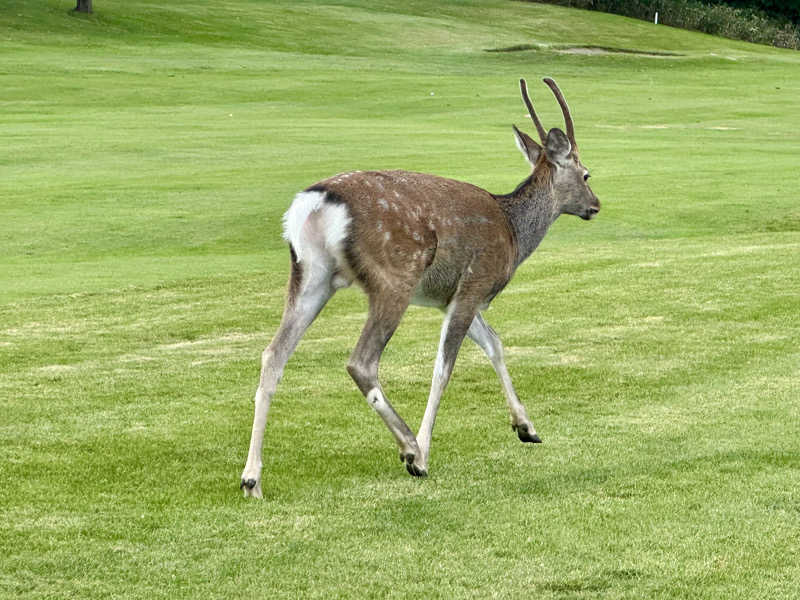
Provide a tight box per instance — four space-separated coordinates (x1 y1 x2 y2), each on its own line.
496 175 560 267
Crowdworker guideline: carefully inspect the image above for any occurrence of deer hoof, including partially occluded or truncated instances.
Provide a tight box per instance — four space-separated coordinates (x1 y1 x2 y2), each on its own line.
240 478 263 498
513 423 542 444
402 452 428 477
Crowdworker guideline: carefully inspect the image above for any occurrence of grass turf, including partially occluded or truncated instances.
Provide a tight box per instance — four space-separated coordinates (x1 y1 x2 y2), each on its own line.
1 0 799 597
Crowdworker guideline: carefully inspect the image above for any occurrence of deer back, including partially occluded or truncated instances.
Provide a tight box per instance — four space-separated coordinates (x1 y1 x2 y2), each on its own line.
306 170 517 308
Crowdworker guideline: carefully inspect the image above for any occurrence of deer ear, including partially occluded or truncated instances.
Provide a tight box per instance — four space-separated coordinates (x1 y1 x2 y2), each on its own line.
544 128 572 166
512 125 541 166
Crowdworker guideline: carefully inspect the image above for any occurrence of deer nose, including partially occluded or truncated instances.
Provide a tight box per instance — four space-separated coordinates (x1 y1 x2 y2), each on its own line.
584 202 600 220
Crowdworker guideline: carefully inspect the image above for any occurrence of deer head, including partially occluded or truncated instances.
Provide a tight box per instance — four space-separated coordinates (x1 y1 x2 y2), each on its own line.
512 78 600 220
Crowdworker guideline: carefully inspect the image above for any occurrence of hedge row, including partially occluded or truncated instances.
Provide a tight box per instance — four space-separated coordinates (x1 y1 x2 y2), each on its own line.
538 0 800 49
715 1 800 25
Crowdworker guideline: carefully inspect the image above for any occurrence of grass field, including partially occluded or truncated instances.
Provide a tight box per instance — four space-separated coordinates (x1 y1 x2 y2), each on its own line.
1 0 799 597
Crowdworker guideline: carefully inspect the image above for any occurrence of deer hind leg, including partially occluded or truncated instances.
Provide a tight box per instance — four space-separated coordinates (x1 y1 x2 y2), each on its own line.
466 313 541 443
415 301 479 475
346 293 424 476
241 245 340 498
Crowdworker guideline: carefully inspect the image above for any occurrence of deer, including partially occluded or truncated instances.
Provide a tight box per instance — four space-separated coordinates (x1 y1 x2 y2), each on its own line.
240 77 599 498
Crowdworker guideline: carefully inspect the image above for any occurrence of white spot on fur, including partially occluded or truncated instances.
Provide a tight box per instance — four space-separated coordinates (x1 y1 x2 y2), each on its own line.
384 232 391 241
366 387 386 409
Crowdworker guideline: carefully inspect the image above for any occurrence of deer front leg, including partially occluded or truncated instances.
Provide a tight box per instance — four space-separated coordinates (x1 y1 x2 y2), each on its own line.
415 302 476 475
466 313 541 443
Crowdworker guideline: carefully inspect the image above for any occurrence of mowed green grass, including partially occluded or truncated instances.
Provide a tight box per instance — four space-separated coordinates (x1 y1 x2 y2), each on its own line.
1 0 799 597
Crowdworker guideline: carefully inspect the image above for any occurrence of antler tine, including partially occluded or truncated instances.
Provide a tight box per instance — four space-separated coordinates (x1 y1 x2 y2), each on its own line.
519 78 548 145
542 77 577 152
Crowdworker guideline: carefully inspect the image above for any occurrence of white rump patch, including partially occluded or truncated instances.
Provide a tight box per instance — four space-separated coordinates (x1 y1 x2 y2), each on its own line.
282 191 352 264
322 202 350 252
282 191 324 251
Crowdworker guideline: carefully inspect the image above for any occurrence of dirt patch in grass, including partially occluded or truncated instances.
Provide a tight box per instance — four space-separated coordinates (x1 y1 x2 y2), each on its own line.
484 44 539 53
557 46 684 57
485 44 683 57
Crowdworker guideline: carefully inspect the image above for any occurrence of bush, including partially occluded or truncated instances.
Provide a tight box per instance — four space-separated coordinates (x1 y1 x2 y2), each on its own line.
773 22 800 48
538 0 800 49
716 1 800 25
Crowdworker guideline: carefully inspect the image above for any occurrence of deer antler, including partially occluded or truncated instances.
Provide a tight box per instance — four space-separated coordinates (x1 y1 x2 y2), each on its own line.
543 77 577 153
519 78 547 145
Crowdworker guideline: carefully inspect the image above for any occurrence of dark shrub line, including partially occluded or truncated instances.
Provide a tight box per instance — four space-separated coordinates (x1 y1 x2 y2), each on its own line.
535 0 800 49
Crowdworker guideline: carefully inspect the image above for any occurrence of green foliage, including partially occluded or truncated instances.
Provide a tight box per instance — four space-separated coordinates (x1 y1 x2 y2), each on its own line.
545 0 800 48
2 1 800 598
714 0 800 25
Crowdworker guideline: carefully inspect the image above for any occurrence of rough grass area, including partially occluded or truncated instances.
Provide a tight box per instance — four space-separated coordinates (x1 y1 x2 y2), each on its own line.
1 1 799 598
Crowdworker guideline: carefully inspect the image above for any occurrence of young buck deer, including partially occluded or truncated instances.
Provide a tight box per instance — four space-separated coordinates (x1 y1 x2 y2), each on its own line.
241 77 599 498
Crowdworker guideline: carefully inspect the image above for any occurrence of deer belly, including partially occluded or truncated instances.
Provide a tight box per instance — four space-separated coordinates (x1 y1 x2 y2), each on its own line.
410 264 460 309
410 286 446 308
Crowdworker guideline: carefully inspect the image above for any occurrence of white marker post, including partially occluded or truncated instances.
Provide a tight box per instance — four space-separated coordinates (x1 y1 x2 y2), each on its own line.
655 12 659 25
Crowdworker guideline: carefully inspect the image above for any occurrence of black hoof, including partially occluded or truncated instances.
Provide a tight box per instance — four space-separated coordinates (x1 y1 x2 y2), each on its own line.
514 424 542 444
402 452 428 477
240 478 257 490
406 462 428 477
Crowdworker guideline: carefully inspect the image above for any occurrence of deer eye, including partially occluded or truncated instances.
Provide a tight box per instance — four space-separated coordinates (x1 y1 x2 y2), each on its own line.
583 173 590 182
